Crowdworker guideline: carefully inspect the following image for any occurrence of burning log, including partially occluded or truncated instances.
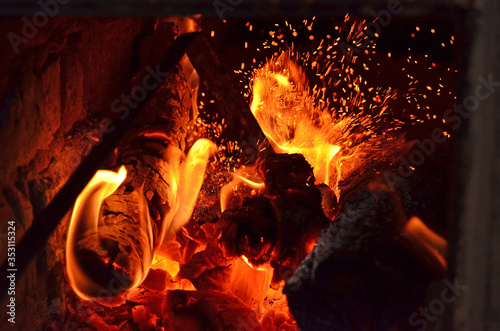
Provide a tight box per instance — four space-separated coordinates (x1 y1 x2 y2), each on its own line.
218 195 278 265
0 28 202 302
217 153 331 284
66 23 217 305
284 173 448 330
67 63 193 306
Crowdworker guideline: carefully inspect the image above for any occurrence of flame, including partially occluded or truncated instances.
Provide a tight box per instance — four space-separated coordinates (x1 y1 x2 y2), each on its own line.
66 166 128 302
220 165 264 212
170 138 218 232
233 174 265 190
66 139 216 303
404 216 448 270
241 255 268 271
250 53 341 186
180 54 200 122
229 256 274 315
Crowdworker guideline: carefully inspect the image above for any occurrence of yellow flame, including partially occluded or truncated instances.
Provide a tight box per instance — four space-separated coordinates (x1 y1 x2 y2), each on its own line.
241 255 253 267
230 256 274 316
250 53 341 186
170 138 218 232
220 165 264 212
233 174 265 189
65 166 127 302
241 255 269 271
66 138 217 303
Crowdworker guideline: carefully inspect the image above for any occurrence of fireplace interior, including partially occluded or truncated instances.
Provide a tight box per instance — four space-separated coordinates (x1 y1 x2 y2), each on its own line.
1 1 500 331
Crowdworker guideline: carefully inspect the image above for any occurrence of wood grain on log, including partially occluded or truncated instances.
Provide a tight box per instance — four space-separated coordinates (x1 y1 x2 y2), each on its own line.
72 23 195 304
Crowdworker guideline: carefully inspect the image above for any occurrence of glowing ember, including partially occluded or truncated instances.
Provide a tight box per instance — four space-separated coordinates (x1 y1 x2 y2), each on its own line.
151 255 180 275
230 256 274 315
220 164 264 212
170 138 218 232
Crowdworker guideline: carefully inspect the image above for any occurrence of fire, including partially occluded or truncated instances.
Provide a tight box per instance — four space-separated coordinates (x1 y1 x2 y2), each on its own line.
230 256 274 315
404 216 448 271
66 166 129 303
180 53 200 121
250 53 341 186
59 15 454 330
241 255 268 271
170 138 218 231
220 165 264 212
66 139 216 304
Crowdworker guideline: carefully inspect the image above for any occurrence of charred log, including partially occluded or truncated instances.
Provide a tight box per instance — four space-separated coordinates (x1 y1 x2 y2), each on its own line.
217 153 330 283
186 34 263 146
218 195 278 264
71 23 195 305
270 185 330 283
258 153 316 196
284 175 446 331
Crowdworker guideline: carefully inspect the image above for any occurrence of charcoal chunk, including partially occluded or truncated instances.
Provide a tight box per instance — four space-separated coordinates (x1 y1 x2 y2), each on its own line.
258 153 315 196
218 195 278 265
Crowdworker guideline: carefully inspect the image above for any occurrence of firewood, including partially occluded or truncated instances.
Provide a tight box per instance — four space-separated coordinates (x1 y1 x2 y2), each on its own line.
186 35 262 145
72 61 193 305
217 153 330 284
284 175 446 330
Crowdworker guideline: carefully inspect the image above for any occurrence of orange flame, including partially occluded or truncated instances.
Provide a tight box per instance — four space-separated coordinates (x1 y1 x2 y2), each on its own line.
180 53 200 122
171 138 218 231
241 255 268 271
404 216 448 270
250 53 341 186
230 256 274 315
66 139 216 303
220 165 264 212
66 166 129 302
